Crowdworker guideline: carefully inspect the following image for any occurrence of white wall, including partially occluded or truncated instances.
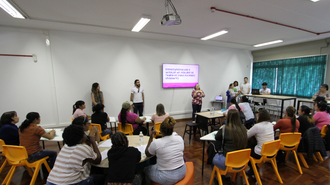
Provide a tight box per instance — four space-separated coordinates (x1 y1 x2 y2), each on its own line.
0 26 252 127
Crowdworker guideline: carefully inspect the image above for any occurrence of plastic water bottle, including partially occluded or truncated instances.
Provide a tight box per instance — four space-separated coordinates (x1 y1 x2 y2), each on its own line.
139 131 144 145
210 107 215 115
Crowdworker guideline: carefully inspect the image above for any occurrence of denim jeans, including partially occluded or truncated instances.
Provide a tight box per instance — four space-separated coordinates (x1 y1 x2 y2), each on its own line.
213 153 227 171
28 149 57 169
101 129 113 137
133 103 144 116
192 104 201 121
46 174 105 185
144 164 186 185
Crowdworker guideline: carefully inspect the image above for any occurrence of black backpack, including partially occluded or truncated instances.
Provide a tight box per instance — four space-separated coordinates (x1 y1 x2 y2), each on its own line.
323 125 330 151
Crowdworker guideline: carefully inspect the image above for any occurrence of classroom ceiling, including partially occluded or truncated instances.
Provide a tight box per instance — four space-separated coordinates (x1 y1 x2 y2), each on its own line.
1 0 330 50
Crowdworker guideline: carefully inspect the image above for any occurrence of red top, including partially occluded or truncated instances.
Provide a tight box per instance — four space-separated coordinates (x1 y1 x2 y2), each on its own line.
191 90 205 105
19 124 45 155
274 118 300 133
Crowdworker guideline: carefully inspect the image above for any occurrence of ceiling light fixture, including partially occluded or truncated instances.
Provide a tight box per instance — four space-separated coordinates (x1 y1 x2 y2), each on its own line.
253 40 283 47
201 30 228 40
310 0 319 2
0 0 27 19
131 15 151 32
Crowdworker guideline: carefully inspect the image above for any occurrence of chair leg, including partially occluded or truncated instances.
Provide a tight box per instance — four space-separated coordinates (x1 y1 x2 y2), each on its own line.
25 166 34 176
209 167 216 185
30 163 42 185
312 154 318 162
3 166 16 185
316 152 324 162
43 160 51 172
250 159 262 185
270 158 283 184
189 126 192 144
298 153 309 168
232 173 237 182
0 159 7 173
284 151 290 162
242 171 250 185
182 124 187 140
292 150 303 174
216 169 223 185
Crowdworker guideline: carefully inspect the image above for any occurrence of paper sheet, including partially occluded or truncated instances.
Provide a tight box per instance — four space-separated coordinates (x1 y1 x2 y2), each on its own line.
101 149 109 161
99 140 112 148
136 144 147 155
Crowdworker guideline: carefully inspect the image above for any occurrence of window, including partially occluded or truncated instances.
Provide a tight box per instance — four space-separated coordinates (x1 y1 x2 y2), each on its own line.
252 55 327 98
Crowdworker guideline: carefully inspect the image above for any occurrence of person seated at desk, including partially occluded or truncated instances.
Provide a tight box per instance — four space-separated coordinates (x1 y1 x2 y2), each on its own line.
118 101 147 135
0 111 20 145
313 100 330 131
212 110 247 175
46 125 104 185
91 103 113 137
273 106 300 134
106 132 142 185
297 105 315 135
239 96 255 129
260 82 271 95
223 98 244 116
19 112 57 169
313 84 330 100
151 103 170 124
72 116 101 143
144 117 186 185
246 109 274 176
226 83 234 109
73 100 91 120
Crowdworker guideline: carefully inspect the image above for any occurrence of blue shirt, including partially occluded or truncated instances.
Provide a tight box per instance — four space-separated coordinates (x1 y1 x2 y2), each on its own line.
0 124 19 145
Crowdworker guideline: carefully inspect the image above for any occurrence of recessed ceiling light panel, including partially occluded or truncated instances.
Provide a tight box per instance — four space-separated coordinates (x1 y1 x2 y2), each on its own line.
201 30 228 40
0 0 26 19
131 15 151 32
253 40 283 47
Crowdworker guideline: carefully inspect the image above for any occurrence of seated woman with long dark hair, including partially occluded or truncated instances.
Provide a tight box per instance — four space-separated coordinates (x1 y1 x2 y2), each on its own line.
144 117 186 185
19 112 57 168
118 101 147 135
297 105 315 135
313 100 330 130
0 111 20 145
273 106 300 133
213 109 247 172
91 103 113 137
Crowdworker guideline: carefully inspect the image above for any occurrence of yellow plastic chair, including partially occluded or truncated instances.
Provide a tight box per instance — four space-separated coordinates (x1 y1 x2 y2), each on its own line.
209 149 251 185
118 122 134 135
1 145 51 185
89 123 110 140
154 122 162 138
250 140 283 185
279 132 303 174
71 118 73 121
0 139 7 174
320 124 329 138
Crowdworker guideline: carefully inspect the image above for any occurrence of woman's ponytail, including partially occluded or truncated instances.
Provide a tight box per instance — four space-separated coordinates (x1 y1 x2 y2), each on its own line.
19 112 39 132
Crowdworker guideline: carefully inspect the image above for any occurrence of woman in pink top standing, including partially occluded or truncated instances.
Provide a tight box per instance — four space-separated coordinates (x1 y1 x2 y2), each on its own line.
151 103 170 124
313 100 330 130
191 84 205 122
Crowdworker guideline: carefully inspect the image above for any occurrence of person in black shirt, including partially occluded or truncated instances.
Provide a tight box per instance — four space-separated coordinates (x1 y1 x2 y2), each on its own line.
297 105 315 135
106 132 142 185
91 103 113 137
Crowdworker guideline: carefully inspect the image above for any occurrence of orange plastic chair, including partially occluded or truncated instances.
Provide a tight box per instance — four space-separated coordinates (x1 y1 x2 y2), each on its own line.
154 122 162 138
118 122 134 135
209 149 251 185
71 118 73 121
151 162 194 185
279 132 303 174
0 139 8 174
250 140 283 185
1 145 51 185
89 123 110 140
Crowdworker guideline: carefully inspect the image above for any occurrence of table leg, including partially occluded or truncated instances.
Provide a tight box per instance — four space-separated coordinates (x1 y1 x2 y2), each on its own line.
42 141 45 149
147 122 150 136
280 100 284 119
293 98 296 109
202 140 205 176
57 142 61 150
297 100 301 114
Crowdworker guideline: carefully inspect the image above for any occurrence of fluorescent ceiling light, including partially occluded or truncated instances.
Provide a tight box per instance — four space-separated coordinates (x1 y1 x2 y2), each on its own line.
201 30 228 40
131 15 151 32
310 0 319 2
253 40 283 47
0 0 26 19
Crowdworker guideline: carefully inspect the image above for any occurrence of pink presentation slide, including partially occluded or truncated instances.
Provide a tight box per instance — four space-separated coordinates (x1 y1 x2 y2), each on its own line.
163 64 199 88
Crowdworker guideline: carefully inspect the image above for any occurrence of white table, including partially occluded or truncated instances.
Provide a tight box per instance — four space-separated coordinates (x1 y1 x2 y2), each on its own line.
246 94 296 118
200 131 217 176
195 110 225 133
41 129 64 150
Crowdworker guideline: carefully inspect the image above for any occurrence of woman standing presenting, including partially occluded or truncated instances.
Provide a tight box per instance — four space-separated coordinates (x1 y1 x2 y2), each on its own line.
191 84 205 122
91 82 104 107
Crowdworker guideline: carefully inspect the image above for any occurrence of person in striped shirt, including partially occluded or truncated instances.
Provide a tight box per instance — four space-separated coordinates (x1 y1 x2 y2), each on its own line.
46 124 104 185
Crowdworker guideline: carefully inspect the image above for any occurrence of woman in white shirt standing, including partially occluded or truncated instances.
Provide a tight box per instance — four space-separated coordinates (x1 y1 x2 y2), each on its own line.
239 96 255 129
144 117 186 185
246 109 274 175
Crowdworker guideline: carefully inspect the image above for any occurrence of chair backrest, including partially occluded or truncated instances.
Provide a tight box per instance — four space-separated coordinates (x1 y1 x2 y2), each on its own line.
2 145 28 162
260 140 281 159
175 162 194 185
154 122 162 132
279 132 301 150
0 139 5 155
321 124 329 138
90 123 102 133
118 123 133 135
225 148 251 170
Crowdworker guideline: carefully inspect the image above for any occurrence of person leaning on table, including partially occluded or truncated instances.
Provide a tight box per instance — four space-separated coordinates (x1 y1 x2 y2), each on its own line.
259 82 271 95
313 84 330 100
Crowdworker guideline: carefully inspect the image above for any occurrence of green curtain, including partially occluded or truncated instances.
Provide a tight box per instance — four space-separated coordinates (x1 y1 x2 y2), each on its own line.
252 55 327 98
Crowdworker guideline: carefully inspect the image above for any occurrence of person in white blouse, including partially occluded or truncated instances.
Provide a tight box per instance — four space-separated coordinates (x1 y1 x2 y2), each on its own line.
259 82 271 95
239 96 255 129
246 109 274 176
